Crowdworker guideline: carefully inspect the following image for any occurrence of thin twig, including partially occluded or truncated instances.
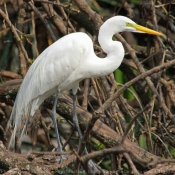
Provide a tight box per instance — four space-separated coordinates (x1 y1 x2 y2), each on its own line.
28 1 56 42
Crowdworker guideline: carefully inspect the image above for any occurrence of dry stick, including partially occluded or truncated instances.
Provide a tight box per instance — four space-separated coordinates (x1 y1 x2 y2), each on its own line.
73 0 102 34
144 2 175 33
74 112 103 175
0 13 47 37
151 1 158 31
110 154 117 173
111 102 124 135
31 110 42 150
143 164 175 175
33 0 64 6
55 0 76 32
0 145 52 174
159 29 175 51
41 0 67 35
82 147 129 175
109 77 131 134
160 78 175 105
33 0 57 4
81 145 149 165
61 127 75 150
116 0 134 18
140 51 161 64
33 0 79 14
95 78 106 101
81 143 175 173
56 121 79 152
143 3 175 51
97 58 175 117
109 81 117 98
114 34 175 123
122 58 138 70
150 1 163 67
121 105 150 144
28 1 56 42
0 125 7 142
0 9 29 64
31 151 70 155
119 96 136 119
31 11 39 57
81 79 90 110
0 70 22 79
91 78 103 106
118 95 143 136
3 2 8 17
40 115 52 146
16 0 27 77
100 76 111 97
123 153 140 175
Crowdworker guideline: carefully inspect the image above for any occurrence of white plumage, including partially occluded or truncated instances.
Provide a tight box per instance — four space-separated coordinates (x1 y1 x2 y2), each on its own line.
7 16 162 150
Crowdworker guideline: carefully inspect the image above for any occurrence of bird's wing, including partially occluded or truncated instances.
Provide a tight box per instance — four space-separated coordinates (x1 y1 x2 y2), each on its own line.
8 32 93 149
21 32 93 114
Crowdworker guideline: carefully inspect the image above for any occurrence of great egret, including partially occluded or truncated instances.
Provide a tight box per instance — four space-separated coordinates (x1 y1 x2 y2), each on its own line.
7 16 162 153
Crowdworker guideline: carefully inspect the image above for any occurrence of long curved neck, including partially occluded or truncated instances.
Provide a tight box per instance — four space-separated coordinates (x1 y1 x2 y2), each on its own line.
92 18 124 76
98 17 124 54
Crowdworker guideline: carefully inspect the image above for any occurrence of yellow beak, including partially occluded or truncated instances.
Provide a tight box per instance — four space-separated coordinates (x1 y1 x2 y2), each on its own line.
135 24 163 36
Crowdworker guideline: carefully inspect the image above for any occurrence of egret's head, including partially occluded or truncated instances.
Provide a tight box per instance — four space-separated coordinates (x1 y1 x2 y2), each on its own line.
118 16 163 36
98 16 163 52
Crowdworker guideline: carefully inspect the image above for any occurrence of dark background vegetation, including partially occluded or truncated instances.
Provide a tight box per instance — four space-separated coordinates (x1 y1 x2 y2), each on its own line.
0 0 175 174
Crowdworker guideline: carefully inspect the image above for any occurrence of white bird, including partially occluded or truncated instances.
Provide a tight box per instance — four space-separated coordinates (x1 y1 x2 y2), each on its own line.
7 16 162 152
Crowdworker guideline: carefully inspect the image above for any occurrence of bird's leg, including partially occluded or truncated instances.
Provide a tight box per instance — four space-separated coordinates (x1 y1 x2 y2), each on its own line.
72 94 88 155
52 88 62 161
73 94 103 174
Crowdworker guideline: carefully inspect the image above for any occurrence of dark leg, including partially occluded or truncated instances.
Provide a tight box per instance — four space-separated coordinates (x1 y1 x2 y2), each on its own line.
52 88 62 159
73 94 103 174
72 94 88 155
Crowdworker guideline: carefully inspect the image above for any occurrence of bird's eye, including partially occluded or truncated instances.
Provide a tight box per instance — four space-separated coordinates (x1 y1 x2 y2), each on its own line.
126 22 130 26
126 22 135 28
126 22 132 27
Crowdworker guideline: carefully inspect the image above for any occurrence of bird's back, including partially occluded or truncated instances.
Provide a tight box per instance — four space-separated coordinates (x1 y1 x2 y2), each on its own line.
8 32 94 149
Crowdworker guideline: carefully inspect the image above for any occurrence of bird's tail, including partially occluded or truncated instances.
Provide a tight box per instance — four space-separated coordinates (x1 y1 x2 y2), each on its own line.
6 93 30 151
